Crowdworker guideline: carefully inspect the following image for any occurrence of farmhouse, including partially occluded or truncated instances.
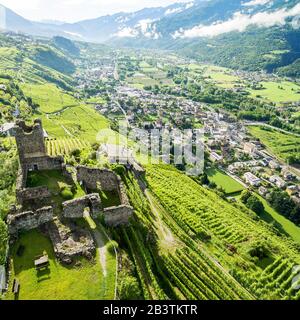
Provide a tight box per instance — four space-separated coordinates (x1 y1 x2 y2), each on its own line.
243 142 256 155
243 172 261 186
269 175 286 189
210 152 223 163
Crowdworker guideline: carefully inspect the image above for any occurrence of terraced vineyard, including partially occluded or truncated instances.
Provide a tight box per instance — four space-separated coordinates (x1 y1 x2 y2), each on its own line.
145 165 300 300
121 171 252 300
46 138 90 156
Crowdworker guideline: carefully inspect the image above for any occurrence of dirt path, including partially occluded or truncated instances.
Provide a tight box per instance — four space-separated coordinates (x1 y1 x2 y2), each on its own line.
145 190 175 246
93 229 107 278
83 211 107 277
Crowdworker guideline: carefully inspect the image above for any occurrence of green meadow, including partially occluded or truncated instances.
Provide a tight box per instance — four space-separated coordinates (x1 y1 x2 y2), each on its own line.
249 81 300 104
21 83 79 113
6 229 116 300
206 167 245 194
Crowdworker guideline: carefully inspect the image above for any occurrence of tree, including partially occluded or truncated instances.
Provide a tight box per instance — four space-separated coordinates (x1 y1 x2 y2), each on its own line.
0 219 8 265
246 196 264 215
199 173 209 185
240 190 252 204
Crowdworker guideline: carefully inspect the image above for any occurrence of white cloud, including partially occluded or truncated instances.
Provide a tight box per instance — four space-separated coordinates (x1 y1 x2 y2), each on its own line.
242 0 272 7
115 19 161 39
173 3 300 39
115 27 138 37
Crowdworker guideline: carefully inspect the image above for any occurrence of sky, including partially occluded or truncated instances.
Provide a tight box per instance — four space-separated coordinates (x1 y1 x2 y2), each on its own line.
0 0 191 23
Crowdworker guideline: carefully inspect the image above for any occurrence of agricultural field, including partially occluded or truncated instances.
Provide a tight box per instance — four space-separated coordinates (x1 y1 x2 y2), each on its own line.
145 164 300 300
21 83 79 113
248 126 300 162
46 138 90 156
206 168 245 194
249 81 300 105
188 63 241 89
126 73 157 89
6 229 115 300
38 105 111 142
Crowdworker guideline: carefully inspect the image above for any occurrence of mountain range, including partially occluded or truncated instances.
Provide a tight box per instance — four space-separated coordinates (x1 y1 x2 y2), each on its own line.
1 0 300 75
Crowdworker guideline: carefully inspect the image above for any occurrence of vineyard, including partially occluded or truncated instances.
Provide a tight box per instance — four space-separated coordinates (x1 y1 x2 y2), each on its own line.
46 138 90 156
118 171 252 300
143 164 300 300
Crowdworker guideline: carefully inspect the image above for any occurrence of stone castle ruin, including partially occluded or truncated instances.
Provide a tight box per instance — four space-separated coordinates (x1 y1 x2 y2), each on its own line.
75 166 133 226
15 119 64 173
7 119 133 263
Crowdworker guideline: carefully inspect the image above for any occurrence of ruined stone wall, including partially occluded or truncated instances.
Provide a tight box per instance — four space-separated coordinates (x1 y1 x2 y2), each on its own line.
22 155 64 172
16 168 26 190
77 166 119 191
62 194 102 218
7 206 54 234
103 205 133 226
119 181 130 206
46 219 95 264
16 186 51 205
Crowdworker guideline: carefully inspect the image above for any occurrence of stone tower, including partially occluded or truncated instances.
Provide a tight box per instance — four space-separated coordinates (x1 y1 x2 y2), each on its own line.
15 119 47 171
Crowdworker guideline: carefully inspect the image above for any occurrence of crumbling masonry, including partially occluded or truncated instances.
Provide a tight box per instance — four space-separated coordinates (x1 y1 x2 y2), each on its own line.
76 165 133 226
7 119 133 263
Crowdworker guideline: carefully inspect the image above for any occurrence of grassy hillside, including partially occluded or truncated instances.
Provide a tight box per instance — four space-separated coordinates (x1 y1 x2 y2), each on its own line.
21 83 79 113
0 35 75 90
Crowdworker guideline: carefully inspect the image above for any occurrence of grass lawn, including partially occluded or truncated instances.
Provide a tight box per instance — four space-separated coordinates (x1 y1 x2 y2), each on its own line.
98 190 121 208
255 194 300 245
21 83 79 113
206 168 245 194
6 229 115 300
248 126 300 161
26 169 85 213
249 81 300 104
86 96 106 104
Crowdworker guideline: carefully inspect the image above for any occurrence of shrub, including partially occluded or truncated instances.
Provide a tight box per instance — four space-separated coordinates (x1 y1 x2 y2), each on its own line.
27 173 40 187
91 142 100 151
60 187 74 200
112 164 126 176
70 148 81 158
0 220 8 265
106 240 118 254
246 195 264 215
240 190 252 204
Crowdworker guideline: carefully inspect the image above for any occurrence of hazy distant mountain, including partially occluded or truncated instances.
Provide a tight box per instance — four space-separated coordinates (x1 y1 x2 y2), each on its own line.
1 0 300 75
40 20 66 26
0 2 191 41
